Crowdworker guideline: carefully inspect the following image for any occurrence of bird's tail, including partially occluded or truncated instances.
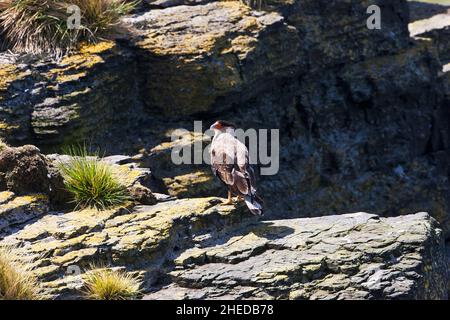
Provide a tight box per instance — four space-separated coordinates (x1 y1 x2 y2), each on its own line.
244 194 264 216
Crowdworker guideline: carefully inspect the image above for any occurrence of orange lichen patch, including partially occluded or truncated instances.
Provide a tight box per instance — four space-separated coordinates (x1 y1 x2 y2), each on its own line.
0 65 17 91
227 35 257 54
139 32 228 56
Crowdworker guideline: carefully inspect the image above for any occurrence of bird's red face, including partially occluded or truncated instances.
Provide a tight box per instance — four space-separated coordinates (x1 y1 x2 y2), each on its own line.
210 120 236 132
210 121 223 131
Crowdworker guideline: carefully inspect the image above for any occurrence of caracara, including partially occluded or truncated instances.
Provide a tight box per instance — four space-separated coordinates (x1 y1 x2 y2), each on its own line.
209 120 264 216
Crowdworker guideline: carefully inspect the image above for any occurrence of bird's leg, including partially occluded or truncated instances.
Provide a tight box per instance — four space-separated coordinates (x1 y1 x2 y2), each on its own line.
222 191 234 205
235 195 245 202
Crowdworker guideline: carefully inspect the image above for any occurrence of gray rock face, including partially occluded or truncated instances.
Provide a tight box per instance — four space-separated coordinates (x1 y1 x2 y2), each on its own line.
145 212 448 300
0 195 255 299
126 2 300 116
0 43 143 150
1 182 447 300
1 1 450 246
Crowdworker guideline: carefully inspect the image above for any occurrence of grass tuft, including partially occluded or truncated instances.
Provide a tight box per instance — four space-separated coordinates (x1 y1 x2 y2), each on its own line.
82 266 142 300
0 0 138 57
0 247 42 300
58 145 130 210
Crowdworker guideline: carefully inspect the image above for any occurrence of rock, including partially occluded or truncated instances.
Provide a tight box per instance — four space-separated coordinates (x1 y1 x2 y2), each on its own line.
0 42 144 152
0 0 449 249
267 0 410 71
447 242 450 295
126 1 300 115
0 192 49 235
409 6 450 64
141 130 223 198
1 190 446 300
145 212 448 300
122 1 450 240
102 155 134 165
128 183 157 205
408 1 450 23
0 197 255 299
0 145 69 205
147 0 211 9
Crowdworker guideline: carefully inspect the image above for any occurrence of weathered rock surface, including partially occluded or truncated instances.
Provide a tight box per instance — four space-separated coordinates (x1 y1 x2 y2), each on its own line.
0 196 254 299
127 1 300 116
1 0 450 269
0 145 69 205
0 42 143 149
0 192 49 232
0 186 447 300
127 1 450 238
145 212 448 300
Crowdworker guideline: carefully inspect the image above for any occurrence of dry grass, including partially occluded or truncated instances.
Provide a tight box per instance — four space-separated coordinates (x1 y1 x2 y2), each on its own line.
0 0 137 57
82 266 142 300
0 246 42 300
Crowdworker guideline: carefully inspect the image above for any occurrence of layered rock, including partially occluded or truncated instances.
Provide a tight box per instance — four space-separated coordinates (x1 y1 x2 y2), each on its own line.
127 1 300 116
0 1 449 247
0 196 254 299
0 42 143 150
0 192 49 232
125 0 450 239
0 185 447 299
146 212 448 300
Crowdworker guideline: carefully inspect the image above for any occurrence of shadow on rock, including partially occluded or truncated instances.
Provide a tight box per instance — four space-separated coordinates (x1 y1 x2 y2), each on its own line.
409 1 450 22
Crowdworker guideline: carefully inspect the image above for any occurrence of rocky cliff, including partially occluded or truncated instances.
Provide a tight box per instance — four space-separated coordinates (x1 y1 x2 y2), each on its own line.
1 0 450 299
2 0 447 235
0 146 447 299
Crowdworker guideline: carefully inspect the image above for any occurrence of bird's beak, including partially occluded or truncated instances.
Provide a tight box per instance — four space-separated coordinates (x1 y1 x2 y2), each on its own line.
210 122 219 130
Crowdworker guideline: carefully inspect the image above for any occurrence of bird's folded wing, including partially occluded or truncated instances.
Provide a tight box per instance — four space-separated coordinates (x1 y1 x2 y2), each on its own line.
232 168 249 195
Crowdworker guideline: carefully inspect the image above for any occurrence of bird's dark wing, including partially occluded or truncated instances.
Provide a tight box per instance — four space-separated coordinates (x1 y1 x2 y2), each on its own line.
212 163 235 186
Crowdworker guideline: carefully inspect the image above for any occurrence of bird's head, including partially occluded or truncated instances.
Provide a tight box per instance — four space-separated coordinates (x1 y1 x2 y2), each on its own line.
210 120 236 135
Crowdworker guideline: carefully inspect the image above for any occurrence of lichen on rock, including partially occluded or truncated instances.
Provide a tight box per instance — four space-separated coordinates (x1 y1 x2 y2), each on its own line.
146 212 448 300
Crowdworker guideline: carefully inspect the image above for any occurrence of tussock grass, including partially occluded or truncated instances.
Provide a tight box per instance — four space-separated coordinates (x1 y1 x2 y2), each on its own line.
58 145 130 210
0 247 42 300
82 266 142 300
0 0 137 57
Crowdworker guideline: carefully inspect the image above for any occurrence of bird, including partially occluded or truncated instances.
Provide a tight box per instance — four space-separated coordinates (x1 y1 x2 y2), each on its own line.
209 120 264 216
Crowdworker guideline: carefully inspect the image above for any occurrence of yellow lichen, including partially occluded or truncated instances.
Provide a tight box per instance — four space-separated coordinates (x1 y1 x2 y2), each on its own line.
0 191 14 204
113 165 146 187
46 42 115 84
0 194 48 216
0 64 30 95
